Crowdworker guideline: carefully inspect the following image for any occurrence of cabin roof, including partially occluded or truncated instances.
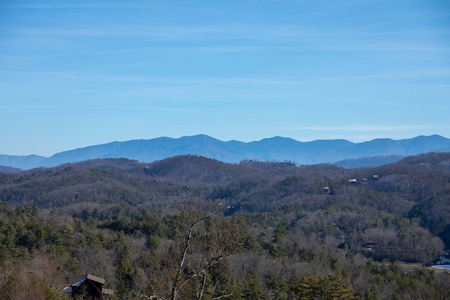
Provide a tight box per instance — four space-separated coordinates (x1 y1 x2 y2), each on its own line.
63 274 113 296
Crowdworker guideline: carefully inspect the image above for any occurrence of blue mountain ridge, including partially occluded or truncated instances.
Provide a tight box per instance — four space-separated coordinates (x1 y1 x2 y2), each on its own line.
1 134 450 170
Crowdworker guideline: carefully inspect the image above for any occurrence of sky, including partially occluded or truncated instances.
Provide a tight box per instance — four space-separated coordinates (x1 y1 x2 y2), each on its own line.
1 0 450 156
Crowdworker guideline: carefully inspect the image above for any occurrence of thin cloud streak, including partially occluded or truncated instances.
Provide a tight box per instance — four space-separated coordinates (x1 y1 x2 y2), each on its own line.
4 23 448 57
2 3 147 9
4 67 449 83
8 24 447 42
257 125 440 132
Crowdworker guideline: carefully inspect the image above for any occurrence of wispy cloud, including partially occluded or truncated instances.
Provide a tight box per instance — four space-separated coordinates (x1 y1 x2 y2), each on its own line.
286 125 438 132
5 66 449 82
1 3 146 9
7 23 444 40
8 25 229 40
5 23 448 55
0 70 308 86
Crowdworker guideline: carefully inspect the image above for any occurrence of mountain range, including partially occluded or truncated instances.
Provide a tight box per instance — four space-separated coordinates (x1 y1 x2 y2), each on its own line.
2 134 450 170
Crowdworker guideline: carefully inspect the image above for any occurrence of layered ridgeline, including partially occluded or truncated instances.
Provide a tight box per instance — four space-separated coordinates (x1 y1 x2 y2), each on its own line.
2 134 450 170
1 153 450 299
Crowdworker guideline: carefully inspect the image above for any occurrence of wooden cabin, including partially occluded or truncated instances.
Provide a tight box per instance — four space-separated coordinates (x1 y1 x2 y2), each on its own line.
63 274 114 299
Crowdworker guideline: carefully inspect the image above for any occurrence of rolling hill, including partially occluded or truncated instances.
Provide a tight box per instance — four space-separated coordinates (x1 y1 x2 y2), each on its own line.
1 153 450 299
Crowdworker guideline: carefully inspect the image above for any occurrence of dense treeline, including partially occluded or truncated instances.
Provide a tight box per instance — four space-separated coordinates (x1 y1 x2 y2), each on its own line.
0 153 450 299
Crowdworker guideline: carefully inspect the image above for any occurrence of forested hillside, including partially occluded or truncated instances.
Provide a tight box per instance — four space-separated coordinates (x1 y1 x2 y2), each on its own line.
1 153 450 299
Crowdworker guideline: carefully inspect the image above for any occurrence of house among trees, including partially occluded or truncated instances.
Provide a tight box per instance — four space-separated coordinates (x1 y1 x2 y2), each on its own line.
63 274 114 299
435 255 450 265
323 186 332 194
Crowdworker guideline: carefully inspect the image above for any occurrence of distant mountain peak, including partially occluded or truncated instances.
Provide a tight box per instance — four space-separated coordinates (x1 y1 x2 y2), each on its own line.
1 134 449 170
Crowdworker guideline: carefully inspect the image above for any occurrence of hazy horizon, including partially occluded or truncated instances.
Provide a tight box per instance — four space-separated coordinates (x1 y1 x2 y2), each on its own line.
2 133 449 157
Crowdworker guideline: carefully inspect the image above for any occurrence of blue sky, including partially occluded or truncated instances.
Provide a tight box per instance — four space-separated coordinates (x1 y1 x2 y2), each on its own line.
1 0 450 156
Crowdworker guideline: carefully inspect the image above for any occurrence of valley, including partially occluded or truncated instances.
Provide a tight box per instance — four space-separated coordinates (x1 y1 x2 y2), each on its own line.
1 153 450 299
